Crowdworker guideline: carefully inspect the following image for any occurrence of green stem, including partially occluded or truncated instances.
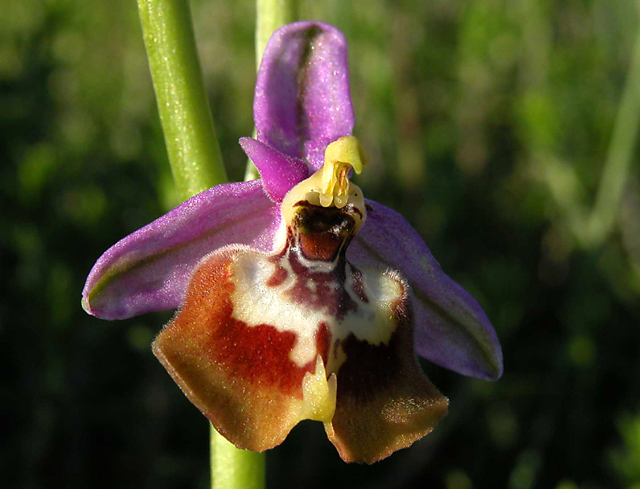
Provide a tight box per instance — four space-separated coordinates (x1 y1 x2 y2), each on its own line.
210 425 266 489
255 0 299 70
587 23 640 247
137 1 264 487
244 0 299 181
138 0 227 201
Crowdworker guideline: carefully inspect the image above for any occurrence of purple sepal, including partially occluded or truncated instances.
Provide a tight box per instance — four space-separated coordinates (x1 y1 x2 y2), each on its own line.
82 180 280 320
240 137 309 202
349 200 503 380
254 21 355 170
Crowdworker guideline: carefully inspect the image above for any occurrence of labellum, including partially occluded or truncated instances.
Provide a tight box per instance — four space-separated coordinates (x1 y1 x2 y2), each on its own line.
153 137 448 463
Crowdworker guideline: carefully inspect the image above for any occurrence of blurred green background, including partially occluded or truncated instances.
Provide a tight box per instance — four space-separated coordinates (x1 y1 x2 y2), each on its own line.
2 0 640 488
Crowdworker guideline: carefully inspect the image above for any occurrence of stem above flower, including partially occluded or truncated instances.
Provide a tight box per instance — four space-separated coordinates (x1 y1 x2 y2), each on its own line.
138 0 228 200
245 0 300 181
256 0 299 70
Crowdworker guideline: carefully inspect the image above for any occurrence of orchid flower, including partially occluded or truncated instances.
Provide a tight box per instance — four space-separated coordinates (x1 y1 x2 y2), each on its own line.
82 21 502 464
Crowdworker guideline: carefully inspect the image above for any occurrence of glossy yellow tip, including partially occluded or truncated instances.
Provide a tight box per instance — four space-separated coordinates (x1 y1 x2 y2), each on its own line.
320 136 370 208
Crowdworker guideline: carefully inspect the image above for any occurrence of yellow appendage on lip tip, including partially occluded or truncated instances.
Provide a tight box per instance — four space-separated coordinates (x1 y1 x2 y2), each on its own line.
300 355 337 422
320 136 370 208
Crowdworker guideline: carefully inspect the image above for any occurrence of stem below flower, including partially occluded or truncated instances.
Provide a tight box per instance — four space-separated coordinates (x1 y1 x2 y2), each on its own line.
210 425 266 489
138 0 228 200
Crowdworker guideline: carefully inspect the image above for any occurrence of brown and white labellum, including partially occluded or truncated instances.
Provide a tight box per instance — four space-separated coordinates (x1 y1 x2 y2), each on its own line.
152 167 448 464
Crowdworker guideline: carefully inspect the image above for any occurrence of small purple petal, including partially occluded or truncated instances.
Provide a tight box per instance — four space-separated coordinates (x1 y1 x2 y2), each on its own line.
239 137 309 202
348 200 503 380
254 21 354 170
82 180 280 320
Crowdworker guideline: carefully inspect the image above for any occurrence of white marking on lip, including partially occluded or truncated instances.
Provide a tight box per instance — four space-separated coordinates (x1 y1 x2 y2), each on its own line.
229 250 405 369
307 278 317 293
